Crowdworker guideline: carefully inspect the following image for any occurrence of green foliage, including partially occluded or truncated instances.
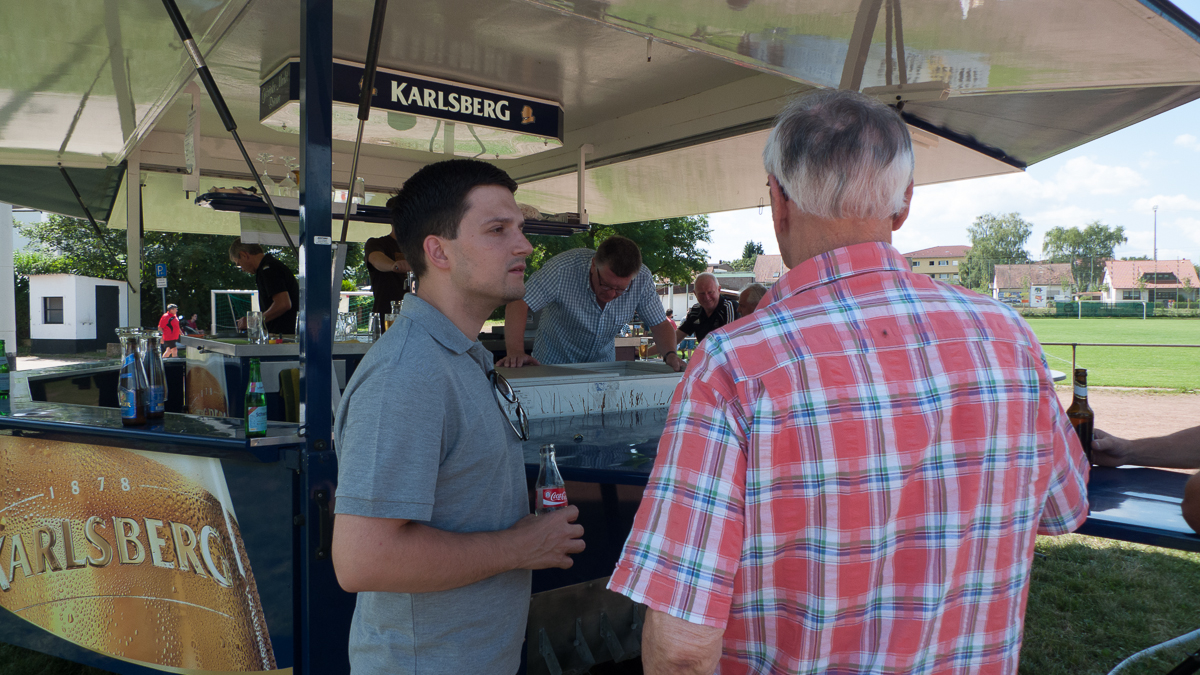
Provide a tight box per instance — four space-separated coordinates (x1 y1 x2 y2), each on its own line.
741 240 764 259
525 216 711 284
1123 255 1151 261
341 278 358 291
961 212 1033 290
1042 221 1127 291
15 216 368 333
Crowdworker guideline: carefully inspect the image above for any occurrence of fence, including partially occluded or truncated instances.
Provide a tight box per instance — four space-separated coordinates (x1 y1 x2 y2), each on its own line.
1051 302 1200 318
210 290 258 335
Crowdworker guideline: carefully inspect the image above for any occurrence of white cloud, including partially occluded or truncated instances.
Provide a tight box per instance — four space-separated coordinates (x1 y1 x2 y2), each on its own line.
1132 194 1200 212
1174 133 1200 150
1047 156 1146 195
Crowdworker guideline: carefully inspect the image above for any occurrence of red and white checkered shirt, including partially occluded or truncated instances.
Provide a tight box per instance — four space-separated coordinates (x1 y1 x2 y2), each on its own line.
609 242 1088 675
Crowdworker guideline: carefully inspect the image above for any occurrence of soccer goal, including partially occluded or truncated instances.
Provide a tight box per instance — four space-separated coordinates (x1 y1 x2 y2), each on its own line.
211 290 259 336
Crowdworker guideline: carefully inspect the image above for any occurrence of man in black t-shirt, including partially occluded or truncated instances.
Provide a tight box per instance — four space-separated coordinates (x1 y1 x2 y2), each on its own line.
364 230 411 314
677 272 738 344
229 238 300 335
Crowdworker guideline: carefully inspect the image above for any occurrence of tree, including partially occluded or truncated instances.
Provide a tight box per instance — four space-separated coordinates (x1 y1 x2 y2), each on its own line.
960 212 1033 291
727 240 764 272
1042 221 1127 291
525 216 711 284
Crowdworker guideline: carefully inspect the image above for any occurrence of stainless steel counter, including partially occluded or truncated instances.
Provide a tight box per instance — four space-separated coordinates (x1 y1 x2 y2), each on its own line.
181 335 374 357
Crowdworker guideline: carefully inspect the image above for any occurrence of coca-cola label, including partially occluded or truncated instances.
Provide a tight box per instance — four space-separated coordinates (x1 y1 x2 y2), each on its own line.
540 487 567 509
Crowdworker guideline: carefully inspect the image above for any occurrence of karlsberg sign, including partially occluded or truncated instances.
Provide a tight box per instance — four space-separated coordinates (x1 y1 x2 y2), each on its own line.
260 59 563 148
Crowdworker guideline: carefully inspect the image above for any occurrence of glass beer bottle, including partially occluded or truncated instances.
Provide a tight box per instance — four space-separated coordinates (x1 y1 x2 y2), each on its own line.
0 338 10 416
1066 368 1095 462
535 444 567 515
117 329 148 426
245 358 268 438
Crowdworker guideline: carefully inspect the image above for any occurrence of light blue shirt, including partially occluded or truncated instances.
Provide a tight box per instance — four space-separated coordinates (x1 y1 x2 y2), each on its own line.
524 248 667 364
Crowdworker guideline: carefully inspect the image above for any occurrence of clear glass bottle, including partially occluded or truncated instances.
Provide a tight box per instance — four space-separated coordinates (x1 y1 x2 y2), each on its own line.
535 444 567 515
245 358 267 438
139 330 167 419
117 328 148 426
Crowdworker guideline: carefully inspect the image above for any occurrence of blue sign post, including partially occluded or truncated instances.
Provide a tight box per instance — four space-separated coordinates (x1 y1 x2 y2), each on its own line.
155 264 168 312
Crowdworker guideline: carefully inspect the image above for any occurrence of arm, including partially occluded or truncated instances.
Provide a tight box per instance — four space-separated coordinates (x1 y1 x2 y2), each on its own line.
646 320 685 372
1184 471 1200 534
642 609 724 675
261 291 292 323
1092 426 1200 469
333 506 584 594
497 300 539 368
368 250 411 274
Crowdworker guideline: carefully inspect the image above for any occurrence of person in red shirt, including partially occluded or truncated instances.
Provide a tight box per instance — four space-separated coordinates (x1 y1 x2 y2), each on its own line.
609 90 1089 675
158 303 182 357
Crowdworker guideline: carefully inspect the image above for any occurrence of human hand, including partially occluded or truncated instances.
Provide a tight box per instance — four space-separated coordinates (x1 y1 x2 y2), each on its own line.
236 317 247 330
509 506 585 570
1091 428 1133 467
497 353 539 368
664 352 685 372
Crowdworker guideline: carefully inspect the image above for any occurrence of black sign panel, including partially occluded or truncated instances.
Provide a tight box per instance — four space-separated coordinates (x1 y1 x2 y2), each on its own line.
260 61 563 143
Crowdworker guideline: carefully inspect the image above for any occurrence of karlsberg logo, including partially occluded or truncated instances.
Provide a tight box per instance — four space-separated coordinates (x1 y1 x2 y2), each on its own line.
391 81 513 122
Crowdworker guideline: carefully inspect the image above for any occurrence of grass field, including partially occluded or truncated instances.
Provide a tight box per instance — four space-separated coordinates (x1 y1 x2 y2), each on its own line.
1024 318 1200 390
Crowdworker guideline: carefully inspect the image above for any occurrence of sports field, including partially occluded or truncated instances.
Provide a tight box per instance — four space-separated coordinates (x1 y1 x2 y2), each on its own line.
1024 318 1200 390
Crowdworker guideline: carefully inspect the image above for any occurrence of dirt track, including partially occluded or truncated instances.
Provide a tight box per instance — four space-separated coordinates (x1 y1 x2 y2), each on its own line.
1055 387 1200 444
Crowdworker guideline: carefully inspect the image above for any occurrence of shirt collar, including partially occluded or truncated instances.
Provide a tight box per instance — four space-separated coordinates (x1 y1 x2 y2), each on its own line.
764 242 911 305
400 293 482 359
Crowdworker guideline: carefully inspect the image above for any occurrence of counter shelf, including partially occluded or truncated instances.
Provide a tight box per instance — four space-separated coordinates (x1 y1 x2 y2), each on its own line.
0 401 303 464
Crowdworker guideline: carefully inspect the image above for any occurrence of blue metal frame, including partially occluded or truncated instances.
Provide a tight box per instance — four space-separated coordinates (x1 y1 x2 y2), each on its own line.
296 1 343 673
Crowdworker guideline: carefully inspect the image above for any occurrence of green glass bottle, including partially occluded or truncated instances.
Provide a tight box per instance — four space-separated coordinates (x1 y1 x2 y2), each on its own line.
0 339 10 416
245 358 267 437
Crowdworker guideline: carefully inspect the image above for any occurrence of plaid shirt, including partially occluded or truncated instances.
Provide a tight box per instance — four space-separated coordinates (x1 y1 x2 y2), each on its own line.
609 242 1088 675
525 248 667 364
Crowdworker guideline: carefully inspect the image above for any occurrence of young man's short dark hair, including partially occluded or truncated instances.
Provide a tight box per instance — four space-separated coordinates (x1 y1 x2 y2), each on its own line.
594 235 642 278
387 159 518 278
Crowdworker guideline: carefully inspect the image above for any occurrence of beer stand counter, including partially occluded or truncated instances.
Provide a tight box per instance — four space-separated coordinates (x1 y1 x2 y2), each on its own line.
0 390 309 675
180 335 371 420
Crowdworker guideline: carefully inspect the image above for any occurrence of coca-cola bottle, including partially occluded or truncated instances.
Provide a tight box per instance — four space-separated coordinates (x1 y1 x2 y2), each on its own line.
535 444 567 515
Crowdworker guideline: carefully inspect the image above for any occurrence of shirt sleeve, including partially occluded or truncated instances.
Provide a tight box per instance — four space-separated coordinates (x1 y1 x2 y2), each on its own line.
633 266 668 328
1036 365 1090 535
677 305 702 337
363 236 383 257
608 340 749 628
524 251 572 313
259 260 294 300
334 325 444 521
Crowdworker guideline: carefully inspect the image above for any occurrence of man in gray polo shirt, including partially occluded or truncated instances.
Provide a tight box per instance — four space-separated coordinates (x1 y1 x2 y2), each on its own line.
497 236 685 371
332 159 585 675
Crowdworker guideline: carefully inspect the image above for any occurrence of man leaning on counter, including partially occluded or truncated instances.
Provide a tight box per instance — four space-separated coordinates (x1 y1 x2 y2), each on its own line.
229 238 300 335
497 235 685 372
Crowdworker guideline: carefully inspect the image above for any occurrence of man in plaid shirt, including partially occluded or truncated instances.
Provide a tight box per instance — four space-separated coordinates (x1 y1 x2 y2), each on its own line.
609 90 1089 675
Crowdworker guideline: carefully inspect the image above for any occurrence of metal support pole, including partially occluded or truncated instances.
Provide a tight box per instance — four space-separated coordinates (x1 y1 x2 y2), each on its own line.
126 152 141 326
297 1 352 673
0 203 15 353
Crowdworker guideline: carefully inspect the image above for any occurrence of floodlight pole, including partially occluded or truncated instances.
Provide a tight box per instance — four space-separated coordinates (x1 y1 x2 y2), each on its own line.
1153 204 1158 303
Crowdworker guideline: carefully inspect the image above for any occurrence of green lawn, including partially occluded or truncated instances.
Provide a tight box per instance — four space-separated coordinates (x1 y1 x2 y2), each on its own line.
1023 318 1200 390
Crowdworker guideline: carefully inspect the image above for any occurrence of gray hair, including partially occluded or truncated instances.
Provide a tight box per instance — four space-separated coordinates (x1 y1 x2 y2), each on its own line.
739 283 767 304
762 89 914 221
694 272 719 288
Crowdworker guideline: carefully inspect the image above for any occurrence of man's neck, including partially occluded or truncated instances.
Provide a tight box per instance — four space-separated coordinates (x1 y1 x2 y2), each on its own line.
780 214 893 269
414 279 491 340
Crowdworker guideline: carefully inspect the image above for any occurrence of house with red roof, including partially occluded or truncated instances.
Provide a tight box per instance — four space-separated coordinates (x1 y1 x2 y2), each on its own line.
903 245 971 283
1101 259 1200 303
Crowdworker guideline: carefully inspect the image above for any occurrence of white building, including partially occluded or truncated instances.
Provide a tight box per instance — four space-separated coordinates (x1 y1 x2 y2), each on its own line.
1101 259 1200 303
29 274 127 353
991 263 1074 307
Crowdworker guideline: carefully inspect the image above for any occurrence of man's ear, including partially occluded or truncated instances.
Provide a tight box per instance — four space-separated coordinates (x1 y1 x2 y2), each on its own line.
891 181 915 232
768 175 791 245
423 235 452 272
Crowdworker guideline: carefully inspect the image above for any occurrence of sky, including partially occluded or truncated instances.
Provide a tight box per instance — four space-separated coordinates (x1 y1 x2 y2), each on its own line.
706 1 1200 265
